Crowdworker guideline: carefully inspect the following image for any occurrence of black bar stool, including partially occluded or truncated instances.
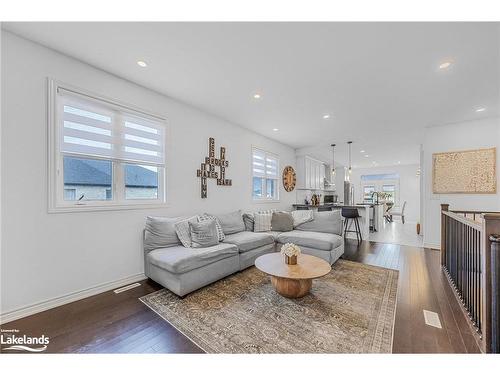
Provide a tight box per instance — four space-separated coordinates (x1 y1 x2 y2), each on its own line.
342 207 362 243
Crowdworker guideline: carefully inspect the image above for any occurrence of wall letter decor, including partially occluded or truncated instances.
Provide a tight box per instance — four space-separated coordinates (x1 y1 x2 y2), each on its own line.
196 137 232 198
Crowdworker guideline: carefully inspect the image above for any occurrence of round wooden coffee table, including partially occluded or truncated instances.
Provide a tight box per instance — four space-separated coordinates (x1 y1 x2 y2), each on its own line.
255 253 331 298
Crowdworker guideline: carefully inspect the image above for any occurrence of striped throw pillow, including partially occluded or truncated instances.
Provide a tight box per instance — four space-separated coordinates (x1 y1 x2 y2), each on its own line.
243 209 276 232
253 212 273 232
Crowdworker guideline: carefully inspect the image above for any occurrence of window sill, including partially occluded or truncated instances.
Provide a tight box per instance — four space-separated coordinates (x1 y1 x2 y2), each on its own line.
48 202 169 214
252 199 281 204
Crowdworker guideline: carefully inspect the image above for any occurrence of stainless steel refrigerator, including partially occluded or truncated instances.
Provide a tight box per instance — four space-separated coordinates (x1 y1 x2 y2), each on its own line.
344 180 354 206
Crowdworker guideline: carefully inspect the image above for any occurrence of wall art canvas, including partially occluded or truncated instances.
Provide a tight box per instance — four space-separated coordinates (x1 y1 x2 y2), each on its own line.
432 147 496 194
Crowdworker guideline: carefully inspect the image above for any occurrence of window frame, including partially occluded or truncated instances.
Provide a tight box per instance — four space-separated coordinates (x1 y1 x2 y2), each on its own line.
47 79 168 213
251 147 280 203
360 178 400 208
362 185 376 203
382 183 397 205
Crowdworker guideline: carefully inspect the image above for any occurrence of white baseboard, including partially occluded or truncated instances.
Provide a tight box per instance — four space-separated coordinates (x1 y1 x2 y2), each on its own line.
424 242 440 250
0 273 146 324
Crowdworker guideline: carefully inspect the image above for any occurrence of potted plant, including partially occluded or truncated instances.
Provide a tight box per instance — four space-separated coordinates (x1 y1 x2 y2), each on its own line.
280 243 301 265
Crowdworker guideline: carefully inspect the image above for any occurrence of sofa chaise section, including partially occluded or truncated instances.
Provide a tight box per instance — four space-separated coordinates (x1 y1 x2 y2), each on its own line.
276 231 343 264
277 210 344 265
146 243 239 297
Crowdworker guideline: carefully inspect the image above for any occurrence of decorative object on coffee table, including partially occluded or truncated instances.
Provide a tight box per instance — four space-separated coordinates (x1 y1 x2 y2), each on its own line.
255 253 331 298
196 137 232 198
280 243 300 265
282 165 296 192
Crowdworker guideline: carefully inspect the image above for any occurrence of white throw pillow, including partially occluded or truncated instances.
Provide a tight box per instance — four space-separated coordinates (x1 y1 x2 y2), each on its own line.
253 212 273 232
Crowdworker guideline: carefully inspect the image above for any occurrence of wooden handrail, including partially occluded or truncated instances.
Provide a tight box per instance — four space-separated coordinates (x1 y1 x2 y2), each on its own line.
451 210 500 215
442 210 483 231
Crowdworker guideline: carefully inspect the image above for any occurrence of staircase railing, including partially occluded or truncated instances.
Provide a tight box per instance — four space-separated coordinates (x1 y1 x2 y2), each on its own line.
441 204 500 353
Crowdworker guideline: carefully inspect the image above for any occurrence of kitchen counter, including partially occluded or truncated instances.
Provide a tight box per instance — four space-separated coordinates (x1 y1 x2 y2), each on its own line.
292 203 383 209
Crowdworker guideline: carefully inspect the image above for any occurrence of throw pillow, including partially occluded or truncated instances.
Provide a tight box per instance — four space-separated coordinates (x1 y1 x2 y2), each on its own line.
291 210 314 227
189 220 219 248
271 211 294 232
243 209 276 232
198 214 225 241
253 212 273 232
144 216 182 251
174 216 197 248
211 210 245 235
242 213 255 231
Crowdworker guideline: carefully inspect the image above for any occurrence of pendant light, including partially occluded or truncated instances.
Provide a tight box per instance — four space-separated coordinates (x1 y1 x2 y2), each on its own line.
330 144 336 179
347 141 353 181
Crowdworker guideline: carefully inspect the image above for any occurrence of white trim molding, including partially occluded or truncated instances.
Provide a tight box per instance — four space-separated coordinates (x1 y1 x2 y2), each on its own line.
424 242 441 250
0 273 146 324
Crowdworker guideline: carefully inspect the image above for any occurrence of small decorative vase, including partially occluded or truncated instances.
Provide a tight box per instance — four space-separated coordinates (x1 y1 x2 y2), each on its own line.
285 254 297 265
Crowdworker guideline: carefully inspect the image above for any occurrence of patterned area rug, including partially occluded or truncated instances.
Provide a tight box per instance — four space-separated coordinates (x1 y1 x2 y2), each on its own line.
140 259 398 353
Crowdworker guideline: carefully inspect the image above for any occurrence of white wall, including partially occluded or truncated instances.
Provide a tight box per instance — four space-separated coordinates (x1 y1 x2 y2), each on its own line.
349 164 421 223
0 32 296 316
422 118 500 248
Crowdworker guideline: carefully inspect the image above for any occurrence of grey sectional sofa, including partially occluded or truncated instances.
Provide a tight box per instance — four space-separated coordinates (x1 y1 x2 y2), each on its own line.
143 210 344 297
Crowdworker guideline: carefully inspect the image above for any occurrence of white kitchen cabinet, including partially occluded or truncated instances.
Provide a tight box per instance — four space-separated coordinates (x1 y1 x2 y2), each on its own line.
304 157 311 189
296 155 328 190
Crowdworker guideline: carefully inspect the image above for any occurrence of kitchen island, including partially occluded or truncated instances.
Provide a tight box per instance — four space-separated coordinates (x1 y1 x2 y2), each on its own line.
292 203 384 240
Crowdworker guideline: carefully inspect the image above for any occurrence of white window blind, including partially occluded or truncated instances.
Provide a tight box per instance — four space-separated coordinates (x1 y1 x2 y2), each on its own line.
252 149 278 178
59 90 165 166
265 155 278 178
252 149 266 177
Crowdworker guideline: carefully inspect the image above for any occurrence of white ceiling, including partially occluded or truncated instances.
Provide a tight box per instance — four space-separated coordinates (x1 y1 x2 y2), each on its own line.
3 22 499 167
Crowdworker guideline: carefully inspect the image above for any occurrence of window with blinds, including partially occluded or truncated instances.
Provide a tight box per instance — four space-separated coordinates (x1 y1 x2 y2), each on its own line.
252 148 279 201
49 80 167 211
60 92 165 166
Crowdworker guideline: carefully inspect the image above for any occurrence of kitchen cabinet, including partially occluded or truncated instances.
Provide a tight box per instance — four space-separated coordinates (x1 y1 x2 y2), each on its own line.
296 155 329 190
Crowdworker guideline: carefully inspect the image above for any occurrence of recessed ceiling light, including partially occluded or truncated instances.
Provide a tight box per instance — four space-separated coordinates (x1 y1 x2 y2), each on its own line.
322 114 330 119
253 93 261 99
137 61 148 67
439 61 452 70
397 161 401 164
364 155 369 158
360 150 365 153
272 128 279 132
475 107 486 112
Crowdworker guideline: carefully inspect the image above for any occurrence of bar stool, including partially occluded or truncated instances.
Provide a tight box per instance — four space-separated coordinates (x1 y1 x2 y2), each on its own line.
342 207 362 243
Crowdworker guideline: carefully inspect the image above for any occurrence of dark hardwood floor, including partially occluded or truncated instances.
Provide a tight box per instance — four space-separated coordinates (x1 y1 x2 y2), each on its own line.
0 239 480 354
